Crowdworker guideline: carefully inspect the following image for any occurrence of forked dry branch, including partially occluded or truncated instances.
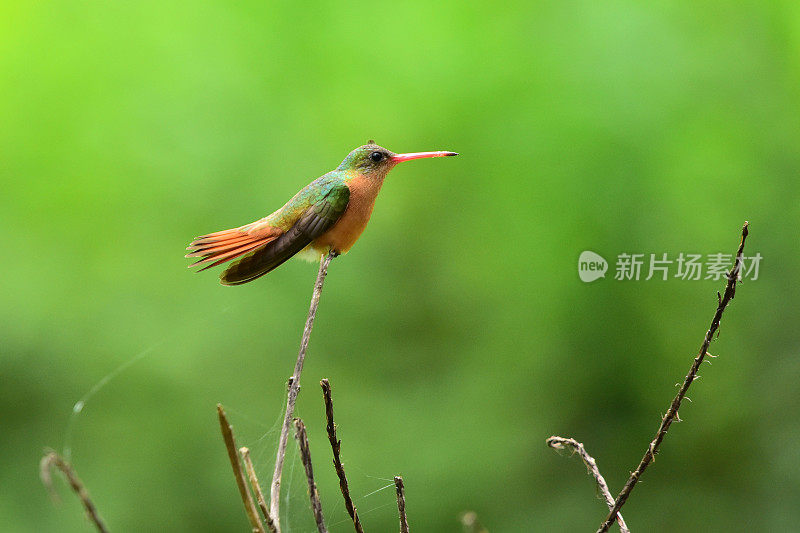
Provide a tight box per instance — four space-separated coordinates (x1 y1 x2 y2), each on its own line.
41 223 750 533
548 222 750 532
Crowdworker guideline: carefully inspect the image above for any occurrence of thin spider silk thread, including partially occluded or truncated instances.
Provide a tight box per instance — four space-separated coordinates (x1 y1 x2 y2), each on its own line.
60 293 256 461
62 342 161 461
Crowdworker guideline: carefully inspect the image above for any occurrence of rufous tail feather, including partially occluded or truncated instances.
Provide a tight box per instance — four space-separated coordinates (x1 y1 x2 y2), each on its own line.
186 228 280 273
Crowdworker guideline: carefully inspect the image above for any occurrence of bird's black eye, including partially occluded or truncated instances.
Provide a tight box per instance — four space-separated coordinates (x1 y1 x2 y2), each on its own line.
369 151 384 163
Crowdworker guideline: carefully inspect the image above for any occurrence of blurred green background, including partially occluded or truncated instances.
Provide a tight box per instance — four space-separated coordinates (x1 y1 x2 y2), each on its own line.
2 1 799 531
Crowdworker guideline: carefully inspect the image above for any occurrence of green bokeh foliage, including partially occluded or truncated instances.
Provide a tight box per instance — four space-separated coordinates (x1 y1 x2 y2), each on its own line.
2 1 799 531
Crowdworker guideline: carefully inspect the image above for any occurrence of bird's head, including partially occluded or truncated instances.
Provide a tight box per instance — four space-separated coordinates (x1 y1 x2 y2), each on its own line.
337 140 457 179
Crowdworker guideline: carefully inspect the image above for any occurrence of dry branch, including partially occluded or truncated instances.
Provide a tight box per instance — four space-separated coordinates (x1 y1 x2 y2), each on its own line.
240 447 278 533
546 437 629 533
321 378 364 533
270 251 335 532
40 451 108 533
395 476 409 533
294 418 328 533
596 221 750 533
217 404 266 533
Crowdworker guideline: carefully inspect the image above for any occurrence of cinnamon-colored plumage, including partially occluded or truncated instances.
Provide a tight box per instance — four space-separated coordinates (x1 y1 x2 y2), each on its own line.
187 142 457 285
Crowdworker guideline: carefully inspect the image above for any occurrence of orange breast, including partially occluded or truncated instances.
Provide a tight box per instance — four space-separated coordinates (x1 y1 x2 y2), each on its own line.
313 174 384 253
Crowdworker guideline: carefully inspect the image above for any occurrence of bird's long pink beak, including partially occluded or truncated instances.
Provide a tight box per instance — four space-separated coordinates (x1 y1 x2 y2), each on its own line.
392 151 458 163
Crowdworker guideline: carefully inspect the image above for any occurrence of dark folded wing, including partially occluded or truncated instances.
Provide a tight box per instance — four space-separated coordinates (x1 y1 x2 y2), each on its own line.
219 184 350 285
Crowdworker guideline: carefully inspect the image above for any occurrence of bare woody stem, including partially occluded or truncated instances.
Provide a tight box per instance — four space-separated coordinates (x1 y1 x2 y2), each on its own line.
320 378 364 533
217 405 266 533
395 476 409 533
40 451 109 533
597 221 750 533
546 437 629 533
270 251 335 532
240 447 278 533
294 418 328 533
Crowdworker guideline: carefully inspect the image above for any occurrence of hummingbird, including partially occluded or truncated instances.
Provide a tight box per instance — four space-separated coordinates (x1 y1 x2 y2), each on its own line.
186 141 457 285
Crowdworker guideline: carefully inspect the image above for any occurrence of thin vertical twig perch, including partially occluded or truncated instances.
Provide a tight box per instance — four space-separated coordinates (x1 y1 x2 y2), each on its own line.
321 378 364 533
596 221 750 533
40 451 109 533
294 418 328 533
217 404 266 533
240 447 278 533
395 476 409 533
546 437 629 533
270 252 335 532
